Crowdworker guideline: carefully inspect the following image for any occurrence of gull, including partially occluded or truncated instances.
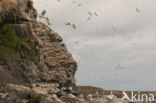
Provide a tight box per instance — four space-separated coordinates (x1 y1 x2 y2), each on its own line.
86 12 93 22
41 10 46 16
88 11 92 17
77 3 83 6
74 41 79 46
57 0 60 2
65 22 71 26
90 49 94 51
87 11 98 22
130 42 135 46
72 24 76 29
74 41 79 44
38 15 51 25
116 64 126 71
64 22 76 29
87 17 91 22
111 25 116 31
71 1 83 6
38 10 51 25
72 1 77 4
45 17 51 25
94 12 98 16
136 7 141 13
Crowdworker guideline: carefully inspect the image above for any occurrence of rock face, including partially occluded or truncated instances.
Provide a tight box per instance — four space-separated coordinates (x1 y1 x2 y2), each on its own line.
0 0 78 102
0 0 131 103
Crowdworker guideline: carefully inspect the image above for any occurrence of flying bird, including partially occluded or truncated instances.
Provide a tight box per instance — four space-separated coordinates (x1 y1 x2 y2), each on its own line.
41 10 46 16
65 22 71 26
38 10 51 25
72 24 76 29
72 1 77 4
130 42 136 46
65 22 76 29
74 41 79 44
86 12 93 22
136 7 141 13
57 0 60 2
111 25 116 31
88 12 92 17
94 12 98 16
77 3 83 6
87 11 98 22
45 17 51 25
116 64 126 71
38 16 51 25
86 17 91 22
71 1 83 6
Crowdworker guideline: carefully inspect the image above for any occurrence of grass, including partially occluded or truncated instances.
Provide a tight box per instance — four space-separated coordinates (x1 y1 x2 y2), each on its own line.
0 24 36 62
0 24 22 51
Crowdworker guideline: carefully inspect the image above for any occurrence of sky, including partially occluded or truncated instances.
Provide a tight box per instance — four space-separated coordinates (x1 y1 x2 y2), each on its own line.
33 0 156 91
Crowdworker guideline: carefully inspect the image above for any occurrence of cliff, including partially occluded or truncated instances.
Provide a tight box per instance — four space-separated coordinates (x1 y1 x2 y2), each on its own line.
0 0 78 102
0 0 134 103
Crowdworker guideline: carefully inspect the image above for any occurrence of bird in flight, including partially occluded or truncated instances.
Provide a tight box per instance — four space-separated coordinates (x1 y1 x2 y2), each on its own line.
94 12 98 16
72 1 77 4
77 3 83 6
116 64 126 71
45 17 51 25
136 7 141 13
88 12 92 17
72 24 76 29
71 1 83 6
74 41 79 45
110 25 116 31
38 10 51 25
87 11 98 22
65 22 71 26
41 10 46 16
130 42 136 46
65 22 76 29
86 12 92 22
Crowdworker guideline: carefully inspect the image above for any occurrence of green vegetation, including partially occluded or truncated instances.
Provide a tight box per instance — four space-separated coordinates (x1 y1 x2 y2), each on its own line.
0 24 36 63
27 40 35 48
0 24 22 51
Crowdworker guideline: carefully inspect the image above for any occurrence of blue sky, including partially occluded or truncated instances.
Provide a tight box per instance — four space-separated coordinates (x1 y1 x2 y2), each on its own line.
33 0 156 91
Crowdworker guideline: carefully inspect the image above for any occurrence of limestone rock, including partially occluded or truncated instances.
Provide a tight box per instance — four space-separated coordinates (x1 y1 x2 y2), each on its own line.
0 0 78 102
0 0 129 103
